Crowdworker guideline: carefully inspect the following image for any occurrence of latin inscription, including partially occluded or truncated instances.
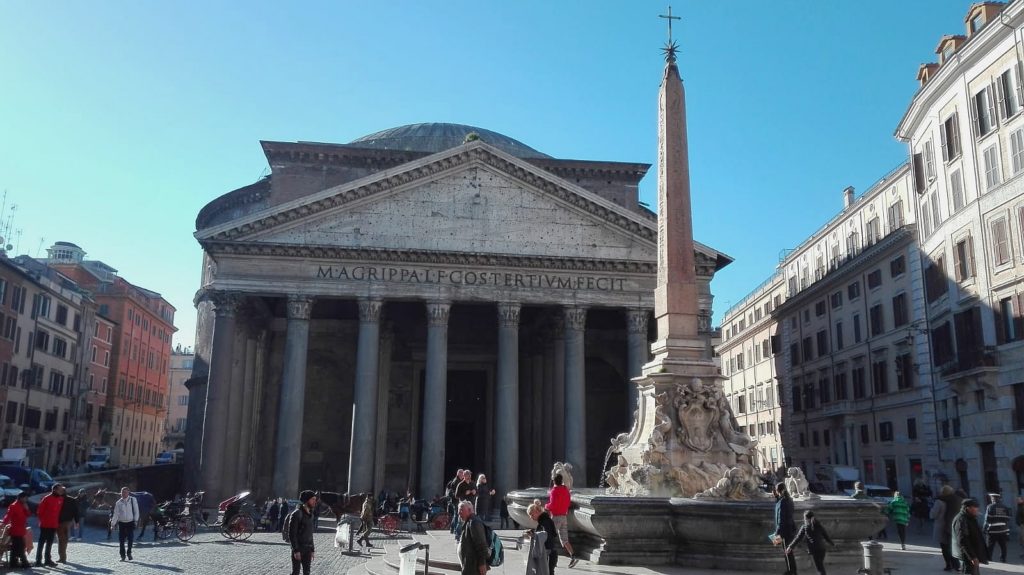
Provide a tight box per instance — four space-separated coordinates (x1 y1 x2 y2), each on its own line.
316 265 627 291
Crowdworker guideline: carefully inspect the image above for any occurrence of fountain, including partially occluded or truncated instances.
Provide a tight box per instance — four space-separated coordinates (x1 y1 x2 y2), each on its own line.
507 13 886 572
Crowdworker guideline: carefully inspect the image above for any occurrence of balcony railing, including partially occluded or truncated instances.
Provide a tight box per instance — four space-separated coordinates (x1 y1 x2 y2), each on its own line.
940 347 998 377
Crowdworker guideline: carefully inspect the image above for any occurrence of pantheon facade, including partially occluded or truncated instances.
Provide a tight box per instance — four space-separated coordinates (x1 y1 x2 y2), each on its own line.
186 123 730 506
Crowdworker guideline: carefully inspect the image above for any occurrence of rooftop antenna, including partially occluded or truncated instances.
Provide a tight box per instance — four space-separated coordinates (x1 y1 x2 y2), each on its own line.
35 236 45 258
14 229 22 256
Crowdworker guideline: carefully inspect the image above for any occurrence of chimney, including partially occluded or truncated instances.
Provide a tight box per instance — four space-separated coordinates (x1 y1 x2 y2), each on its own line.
843 186 855 209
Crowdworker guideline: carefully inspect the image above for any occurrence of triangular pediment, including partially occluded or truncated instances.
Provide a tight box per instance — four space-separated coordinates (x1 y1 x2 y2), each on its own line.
198 141 657 261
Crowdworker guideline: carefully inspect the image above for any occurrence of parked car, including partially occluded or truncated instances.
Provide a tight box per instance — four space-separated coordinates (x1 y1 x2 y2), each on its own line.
0 465 56 494
155 449 184 464
0 474 21 505
844 484 894 503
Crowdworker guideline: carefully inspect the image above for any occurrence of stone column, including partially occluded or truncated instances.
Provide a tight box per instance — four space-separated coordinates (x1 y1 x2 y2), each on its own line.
419 301 450 499
541 334 555 474
625 309 650 422
494 302 520 499
563 306 588 485
272 295 313 498
349 298 384 494
223 319 248 492
200 292 239 505
550 316 566 462
235 325 259 490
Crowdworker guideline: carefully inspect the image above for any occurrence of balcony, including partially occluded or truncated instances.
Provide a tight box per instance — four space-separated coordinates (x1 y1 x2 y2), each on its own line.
822 400 855 417
940 347 998 379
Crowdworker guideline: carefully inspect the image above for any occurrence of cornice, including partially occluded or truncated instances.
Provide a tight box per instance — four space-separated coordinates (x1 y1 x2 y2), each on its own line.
200 241 658 274
196 142 657 245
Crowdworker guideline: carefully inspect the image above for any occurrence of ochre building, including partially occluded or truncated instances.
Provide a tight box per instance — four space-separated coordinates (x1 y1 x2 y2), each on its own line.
187 124 730 507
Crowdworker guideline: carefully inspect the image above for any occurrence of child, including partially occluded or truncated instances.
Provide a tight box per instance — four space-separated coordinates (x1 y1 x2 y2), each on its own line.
786 510 837 575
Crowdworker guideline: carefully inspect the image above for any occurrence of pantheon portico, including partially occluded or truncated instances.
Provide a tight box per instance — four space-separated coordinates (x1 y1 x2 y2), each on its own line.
185 124 731 508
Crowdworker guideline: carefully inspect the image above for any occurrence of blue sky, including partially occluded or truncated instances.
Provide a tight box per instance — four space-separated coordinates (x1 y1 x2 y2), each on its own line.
0 1 975 348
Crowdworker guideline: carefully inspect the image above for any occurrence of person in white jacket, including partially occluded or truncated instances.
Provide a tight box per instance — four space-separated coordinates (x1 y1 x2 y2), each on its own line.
111 487 139 561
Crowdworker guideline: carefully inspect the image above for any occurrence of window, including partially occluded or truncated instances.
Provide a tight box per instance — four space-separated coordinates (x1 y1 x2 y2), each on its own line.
835 321 844 351
974 85 998 138
896 353 914 389
35 330 49 352
848 281 860 300
178 395 188 406
0 280 5 306
890 256 905 278
103 351 109 367
867 269 882 289
872 358 889 395
866 217 880 246
954 235 976 282
907 418 918 440
879 422 894 442
815 301 826 316
1013 129 1024 175
892 293 908 327
860 424 870 444
940 112 961 161
830 291 843 309
995 295 1023 343
950 169 965 213
790 343 800 366
970 13 986 34
802 337 813 362
983 145 1002 190
932 321 955 367
816 330 829 356
888 200 904 232
852 365 866 399
929 190 943 229
870 304 884 336
921 196 933 237
847 231 861 256
818 374 831 404
991 216 1011 266
925 255 948 304
923 140 936 181
55 304 68 326
998 67 1021 119
975 389 987 412
853 314 862 343
834 370 848 400
52 337 67 359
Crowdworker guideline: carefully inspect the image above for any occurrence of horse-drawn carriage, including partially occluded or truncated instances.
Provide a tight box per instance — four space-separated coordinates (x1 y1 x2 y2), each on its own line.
176 490 260 542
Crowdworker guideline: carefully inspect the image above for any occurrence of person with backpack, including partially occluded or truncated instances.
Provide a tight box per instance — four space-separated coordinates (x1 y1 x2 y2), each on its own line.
785 510 836 575
111 487 139 562
457 501 489 575
286 490 318 575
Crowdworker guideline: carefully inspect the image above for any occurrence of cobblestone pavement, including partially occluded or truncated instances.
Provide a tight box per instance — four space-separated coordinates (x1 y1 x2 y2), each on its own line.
10 518 393 574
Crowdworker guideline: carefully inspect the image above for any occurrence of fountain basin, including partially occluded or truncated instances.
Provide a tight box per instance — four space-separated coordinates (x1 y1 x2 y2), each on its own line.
508 488 888 571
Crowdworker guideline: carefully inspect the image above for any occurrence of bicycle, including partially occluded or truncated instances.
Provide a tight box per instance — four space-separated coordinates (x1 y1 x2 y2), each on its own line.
176 490 259 542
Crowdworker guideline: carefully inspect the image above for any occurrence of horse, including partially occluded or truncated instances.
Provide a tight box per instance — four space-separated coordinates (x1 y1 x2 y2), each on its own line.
315 491 371 523
91 489 158 539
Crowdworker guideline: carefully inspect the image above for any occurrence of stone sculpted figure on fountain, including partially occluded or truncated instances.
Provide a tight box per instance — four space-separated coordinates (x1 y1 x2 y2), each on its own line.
784 467 820 500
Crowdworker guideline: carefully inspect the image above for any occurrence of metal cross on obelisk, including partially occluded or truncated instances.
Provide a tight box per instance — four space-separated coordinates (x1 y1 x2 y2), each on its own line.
659 6 681 62
659 6 681 43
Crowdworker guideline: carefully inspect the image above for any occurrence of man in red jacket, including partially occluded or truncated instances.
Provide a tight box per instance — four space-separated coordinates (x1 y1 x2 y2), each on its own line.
36 484 64 567
546 474 577 568
2 491 32 568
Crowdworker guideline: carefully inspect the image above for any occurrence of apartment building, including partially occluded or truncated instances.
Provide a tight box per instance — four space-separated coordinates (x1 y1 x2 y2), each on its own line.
896 0 1024 496
163 346 192 452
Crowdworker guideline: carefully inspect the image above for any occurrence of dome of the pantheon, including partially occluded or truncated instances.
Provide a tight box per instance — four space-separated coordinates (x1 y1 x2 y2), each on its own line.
349 122 551 159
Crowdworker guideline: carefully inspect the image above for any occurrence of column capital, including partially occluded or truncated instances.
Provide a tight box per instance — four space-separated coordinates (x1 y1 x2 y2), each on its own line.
497 302 521 328
286 295 314 320
425 301 451 327
210 291 242 318
626 309 650 334
358 298 383 323
564 306 588 332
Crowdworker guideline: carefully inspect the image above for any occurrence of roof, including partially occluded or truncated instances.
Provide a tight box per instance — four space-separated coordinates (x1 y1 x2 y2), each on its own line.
344 122 552 159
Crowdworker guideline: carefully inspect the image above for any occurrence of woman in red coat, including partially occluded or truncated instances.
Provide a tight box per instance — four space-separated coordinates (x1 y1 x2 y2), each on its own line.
35 484 63 566
2 491 32 568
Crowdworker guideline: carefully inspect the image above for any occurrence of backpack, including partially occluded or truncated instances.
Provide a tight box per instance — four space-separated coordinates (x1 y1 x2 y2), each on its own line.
472 519 504 567
282 508 299 543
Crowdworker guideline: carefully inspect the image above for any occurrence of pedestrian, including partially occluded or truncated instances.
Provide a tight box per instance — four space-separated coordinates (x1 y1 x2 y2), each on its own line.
952 498 988 575
886 491 910 550
288 490 318 575
268 498 281 532
982 493 1010 562
850 482 867 499
456 501 489 575
277 497 290 532
935 485 963 571
525 499 559 575
356 494 375 548
35 483 62 567
1016 496 1024 558
786 510 836 575
56 484 80 563
454 469 477 539
773 482 797 575
1 491 32 568
500 493 513 529
474 474 496 522
111 486 140 562
546 473 577 567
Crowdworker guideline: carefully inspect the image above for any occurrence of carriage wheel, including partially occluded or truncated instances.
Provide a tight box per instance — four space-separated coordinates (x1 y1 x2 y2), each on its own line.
236 514 256 541
177 517 197 542
223 514 255 541
379 514 399 536
431 513 450 530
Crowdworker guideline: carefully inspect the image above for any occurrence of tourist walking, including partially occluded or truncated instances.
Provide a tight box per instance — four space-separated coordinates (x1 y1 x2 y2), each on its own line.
500 493 512 529
56 484 80 563
111 487 140 561
786 510 836 575
268 498 280 532
356 495 375 548
475 474 496 521
73 488 88 540
547 473 578 567
982 493 1010 562
886 491 910 550
952 499 987 575
454 469 476 539
456 501 489 575
447 469 464 533
912 480 933 534
526 499 559 575
935 485 963 571
773 482 797 575
35 484 62 567
277 498 290 532
1 492 32 568
288 490 318 575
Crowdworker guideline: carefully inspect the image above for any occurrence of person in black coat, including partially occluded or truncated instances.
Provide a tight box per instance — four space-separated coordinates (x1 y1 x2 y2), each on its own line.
952 499 987 575
773 482 797 575
786 511 836 575
527 499 559 575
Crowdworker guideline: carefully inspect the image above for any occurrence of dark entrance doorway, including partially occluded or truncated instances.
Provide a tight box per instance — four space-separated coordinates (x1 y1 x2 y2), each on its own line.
444 370 488 481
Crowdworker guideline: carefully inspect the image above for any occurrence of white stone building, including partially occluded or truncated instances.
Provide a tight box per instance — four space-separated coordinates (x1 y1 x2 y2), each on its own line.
163 346 192 452
896 0 1024 496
